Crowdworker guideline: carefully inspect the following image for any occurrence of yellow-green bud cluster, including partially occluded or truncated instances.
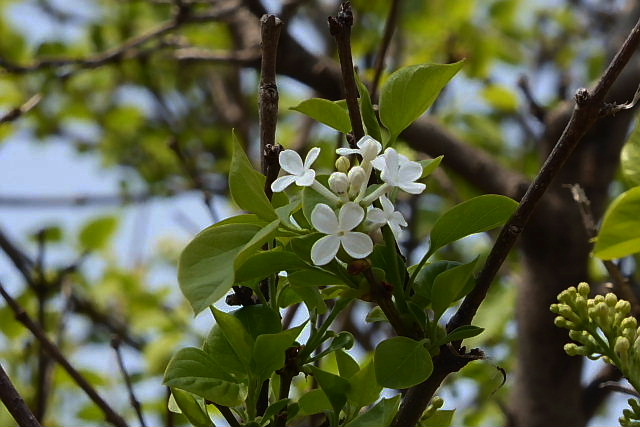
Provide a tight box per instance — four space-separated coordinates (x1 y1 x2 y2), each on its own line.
620 398 640 427
422 396 445 421
552 282 640 397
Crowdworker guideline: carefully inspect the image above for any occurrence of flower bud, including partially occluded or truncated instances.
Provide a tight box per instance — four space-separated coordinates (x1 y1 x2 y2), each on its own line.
348 166 367 196
564 343 583 356
558 287 577 304
431 396 444 409
574 295 588 317
335 156 350 173
328 172 349 195
622 317 638 330
615 336 630 356
616 300 632 317
577 282 591 297
605 293 618 307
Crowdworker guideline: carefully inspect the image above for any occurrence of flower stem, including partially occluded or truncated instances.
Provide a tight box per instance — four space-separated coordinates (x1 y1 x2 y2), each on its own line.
311 181 341 204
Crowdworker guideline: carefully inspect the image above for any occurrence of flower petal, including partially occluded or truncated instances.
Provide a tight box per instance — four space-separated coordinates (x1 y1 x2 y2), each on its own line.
338 202 365 231
379 195 395 215
390 211 408 228
279 150 304 175
371 155 386 171
304 147 321 169
336 147 360 156
399 181 426 195
397 161 423 182
295 169 316 187
357 136 382 161
271 175 297 192
311 235 341 265
311 203 339 234
366 207 386 225
340 232 373 259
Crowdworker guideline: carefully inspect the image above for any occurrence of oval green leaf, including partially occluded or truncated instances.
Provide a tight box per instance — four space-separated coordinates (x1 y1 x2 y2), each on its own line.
621 122 640 187
379 61 463 142
178 223 261 314
374 337 433 389
290 98 351 133
429 194 518 256
593 187 640 260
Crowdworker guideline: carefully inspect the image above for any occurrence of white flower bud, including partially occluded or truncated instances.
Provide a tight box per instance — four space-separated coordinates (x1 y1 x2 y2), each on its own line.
335 156 350 173
328 172 349 195
348 166 367 196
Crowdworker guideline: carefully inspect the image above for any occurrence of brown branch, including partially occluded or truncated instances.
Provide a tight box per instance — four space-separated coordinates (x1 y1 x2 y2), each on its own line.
0 362 43 427
111 337 147 427
393 13 640 427
329 2 365 142
259 14 283 200
0 94 42 124
517 75 546 122
0 280 129 427
370 0 402 100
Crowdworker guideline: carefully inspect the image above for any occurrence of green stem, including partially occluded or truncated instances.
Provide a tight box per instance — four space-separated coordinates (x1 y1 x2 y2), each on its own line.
300 298 352 360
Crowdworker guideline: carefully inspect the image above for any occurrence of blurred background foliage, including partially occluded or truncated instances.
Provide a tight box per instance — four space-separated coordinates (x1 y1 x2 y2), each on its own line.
0 0 636 426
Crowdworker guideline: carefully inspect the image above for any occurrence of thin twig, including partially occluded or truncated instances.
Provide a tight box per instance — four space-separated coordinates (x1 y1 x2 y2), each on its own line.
0 280 129 427
517 75 546 122
0 362 43 427
394 13 640 427
370 0 402 100
0 94 42 124
329 2 365 142
111 337 147 427
599 382 640 397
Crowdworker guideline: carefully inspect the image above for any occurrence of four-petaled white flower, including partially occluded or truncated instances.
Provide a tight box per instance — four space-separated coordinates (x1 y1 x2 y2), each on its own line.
310 202 373 266
367 195 408 241
371 148 425 194
336 135 382 163
271 147 320 192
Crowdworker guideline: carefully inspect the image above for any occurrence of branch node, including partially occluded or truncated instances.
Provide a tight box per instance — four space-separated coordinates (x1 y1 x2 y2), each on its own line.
575 88 591 106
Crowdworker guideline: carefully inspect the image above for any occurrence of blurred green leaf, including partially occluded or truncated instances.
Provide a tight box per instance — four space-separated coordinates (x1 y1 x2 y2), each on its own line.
79 216 118 251
594 187 640 260
170 388 214 427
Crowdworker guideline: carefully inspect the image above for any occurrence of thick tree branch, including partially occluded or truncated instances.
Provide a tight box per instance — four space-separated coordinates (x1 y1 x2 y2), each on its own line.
0 362 42 427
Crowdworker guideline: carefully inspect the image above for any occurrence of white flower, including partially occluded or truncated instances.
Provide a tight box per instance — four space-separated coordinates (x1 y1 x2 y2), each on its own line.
336 135 382 163
371 148 425 194
271 147 320 192
367 195 408 240
310 202 373 266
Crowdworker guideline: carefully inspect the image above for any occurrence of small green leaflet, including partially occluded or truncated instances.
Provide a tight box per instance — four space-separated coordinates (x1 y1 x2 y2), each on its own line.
290 98 351 133
593 187 640 260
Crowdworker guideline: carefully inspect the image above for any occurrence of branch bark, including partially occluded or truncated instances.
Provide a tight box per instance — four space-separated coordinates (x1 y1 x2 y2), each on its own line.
0 362 42 427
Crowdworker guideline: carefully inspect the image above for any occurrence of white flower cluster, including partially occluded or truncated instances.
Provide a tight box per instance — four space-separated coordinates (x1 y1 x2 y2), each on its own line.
271 136 426 266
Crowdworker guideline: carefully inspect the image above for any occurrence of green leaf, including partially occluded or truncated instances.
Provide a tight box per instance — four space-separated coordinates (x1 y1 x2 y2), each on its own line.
297 389 332 416
419 409 455 427
622 123 640 187
229 134 277 221
365 306 387 323
374 337 433 389
379 61 463 142
308 366 350 415
251 325 304 380
419 156 444 179
235 249 308 282
288 269 343 287
234 305 282 339
445 325 485 343
593 187 640 259
290 98 351 133
431 258 480 321
412 261 461 307
261 399 290 424
203 325 248 376
170 388 214 427
164 347 247 407
235 219 280 269
211 307 254 369
356 76 382 142
429 194 518 256
347 359 381 409
345 395 401 427
482 84 519 112
79 216 118 251
178 223 260 314
335 350 360 379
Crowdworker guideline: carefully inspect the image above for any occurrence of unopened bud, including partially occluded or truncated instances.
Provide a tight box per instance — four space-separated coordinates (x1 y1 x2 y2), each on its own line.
615 336 631 355
431 396 444 409
328 172 349 195
335 156 350 173
616 300 632 316
348 166 367 196
577 282 591 297
622 317 638 330
564 343 583 356
605 293 618 307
